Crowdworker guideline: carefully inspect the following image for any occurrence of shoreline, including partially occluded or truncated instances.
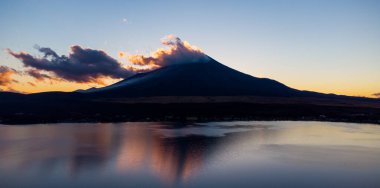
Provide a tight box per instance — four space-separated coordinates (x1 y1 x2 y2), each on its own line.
1 96 379 125
1 114 379 126
1 119 379 126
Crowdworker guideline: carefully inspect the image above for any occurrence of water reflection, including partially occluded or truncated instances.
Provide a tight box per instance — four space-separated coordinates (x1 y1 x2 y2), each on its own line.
116 124 220 184
0 121 380 188
69 124 116 175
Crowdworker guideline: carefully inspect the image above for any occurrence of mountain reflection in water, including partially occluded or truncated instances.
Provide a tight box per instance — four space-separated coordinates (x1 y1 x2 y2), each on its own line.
0 121 380 188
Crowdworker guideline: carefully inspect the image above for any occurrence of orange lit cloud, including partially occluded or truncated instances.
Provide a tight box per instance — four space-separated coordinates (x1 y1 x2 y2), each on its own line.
118 51 126 58
128 34 209 68
373 93 380 98
27 82 36 87
0 66 19 91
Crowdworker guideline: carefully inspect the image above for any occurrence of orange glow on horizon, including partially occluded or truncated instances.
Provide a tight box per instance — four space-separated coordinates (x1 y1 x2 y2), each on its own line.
1 74 120 93
2 75 378 98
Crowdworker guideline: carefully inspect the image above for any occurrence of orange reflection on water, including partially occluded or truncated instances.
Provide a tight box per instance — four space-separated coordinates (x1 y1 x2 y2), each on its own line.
68 124 115 175
116 125 151 170
115 124 204 184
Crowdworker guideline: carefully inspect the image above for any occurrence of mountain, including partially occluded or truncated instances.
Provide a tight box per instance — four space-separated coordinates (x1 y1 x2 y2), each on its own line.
1 57 379 124
0 57 368 100
86 57 320 98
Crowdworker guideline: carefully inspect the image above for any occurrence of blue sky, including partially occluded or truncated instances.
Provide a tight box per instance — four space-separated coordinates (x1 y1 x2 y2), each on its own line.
1 0 379 96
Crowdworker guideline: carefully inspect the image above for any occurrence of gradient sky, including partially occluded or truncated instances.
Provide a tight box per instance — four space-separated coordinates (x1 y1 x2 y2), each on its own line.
0 0 379 97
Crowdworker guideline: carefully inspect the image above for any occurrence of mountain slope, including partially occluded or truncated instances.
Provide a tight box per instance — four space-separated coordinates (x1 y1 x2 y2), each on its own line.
87 58 313 98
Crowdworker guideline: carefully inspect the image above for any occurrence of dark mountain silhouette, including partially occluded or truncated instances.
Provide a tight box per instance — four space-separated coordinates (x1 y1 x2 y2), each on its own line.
85 57 322 98
0 57 365 99
0 56 379 124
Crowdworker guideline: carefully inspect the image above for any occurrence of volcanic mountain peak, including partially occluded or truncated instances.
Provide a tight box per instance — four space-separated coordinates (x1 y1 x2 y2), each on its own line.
85 57 309 98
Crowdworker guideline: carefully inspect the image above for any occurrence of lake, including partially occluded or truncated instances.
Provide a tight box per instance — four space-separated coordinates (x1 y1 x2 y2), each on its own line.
0 121 380 188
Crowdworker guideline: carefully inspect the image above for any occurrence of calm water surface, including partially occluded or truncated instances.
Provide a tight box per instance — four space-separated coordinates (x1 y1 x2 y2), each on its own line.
0 121 380 188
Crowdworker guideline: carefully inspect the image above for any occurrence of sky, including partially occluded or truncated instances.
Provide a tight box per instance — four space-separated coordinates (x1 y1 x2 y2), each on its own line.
0 0 379 97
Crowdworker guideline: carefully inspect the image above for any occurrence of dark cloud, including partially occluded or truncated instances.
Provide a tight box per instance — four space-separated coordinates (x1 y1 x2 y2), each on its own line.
128 35 209 67
34 45 59 58
373 93 380 98
8 46 135 84
25 69 54 82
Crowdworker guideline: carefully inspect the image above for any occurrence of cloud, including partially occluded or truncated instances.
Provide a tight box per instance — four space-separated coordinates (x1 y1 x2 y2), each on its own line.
5 35 209 91
8 46 135 84
0 66 20 91
128 34 209 68
25 69 54 82
373 93 380 98
118 51 126 58
27 82 36 87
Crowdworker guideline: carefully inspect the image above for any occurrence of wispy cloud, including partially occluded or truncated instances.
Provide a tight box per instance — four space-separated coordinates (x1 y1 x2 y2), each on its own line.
25 69 54 82
373 93 380 98
27 82 36 87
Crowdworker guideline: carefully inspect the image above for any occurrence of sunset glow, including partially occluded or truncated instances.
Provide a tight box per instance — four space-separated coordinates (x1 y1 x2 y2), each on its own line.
0 1 379 98
1 2 380 187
